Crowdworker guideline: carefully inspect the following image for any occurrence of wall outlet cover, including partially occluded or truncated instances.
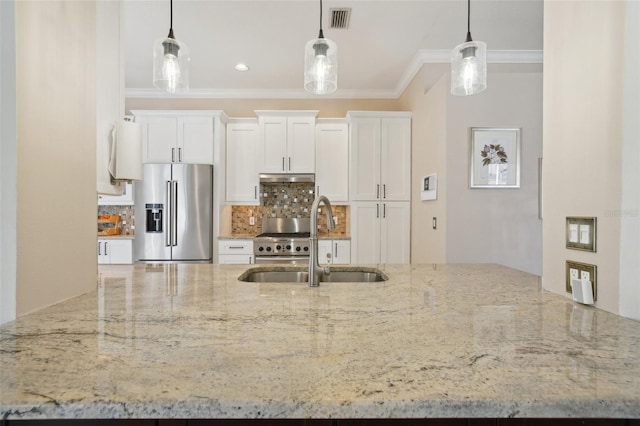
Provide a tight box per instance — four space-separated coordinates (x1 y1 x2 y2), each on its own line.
566 260 597 302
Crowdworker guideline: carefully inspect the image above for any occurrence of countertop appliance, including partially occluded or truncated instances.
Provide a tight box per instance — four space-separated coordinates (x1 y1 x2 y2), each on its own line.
134 163 213 263
254 218 310 264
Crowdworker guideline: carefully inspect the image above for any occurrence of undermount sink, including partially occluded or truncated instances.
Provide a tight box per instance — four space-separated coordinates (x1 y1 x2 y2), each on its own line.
238 266 388 283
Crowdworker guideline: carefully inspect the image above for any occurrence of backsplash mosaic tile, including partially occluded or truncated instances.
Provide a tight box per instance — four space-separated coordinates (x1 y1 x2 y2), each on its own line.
231 206 263 235
97 205 135 235
231 183 347 235
261 182 315 218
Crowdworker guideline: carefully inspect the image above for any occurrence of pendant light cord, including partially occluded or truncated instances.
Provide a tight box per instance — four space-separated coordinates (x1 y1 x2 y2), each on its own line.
465 0 472 42
167 0 175 39
318 0 325 39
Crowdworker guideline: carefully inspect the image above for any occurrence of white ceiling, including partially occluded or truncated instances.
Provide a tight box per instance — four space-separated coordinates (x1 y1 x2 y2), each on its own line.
123 0 543 99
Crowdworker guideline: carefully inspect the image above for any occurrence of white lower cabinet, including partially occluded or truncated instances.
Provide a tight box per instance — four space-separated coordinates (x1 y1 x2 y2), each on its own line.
97 239 133 264
218 239 254 264
317 239 351 265
350 201 410 264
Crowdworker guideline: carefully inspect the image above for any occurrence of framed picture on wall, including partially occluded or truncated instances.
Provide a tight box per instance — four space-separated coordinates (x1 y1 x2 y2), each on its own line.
469 128 521 188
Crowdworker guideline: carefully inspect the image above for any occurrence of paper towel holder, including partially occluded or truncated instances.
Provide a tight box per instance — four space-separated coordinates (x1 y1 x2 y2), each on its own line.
108 117 143 184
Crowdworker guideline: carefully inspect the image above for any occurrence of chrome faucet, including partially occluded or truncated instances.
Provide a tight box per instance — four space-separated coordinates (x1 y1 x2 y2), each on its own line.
309 195 335 287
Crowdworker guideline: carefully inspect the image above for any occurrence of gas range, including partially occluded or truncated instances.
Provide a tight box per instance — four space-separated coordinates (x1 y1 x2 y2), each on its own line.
254 218 311 264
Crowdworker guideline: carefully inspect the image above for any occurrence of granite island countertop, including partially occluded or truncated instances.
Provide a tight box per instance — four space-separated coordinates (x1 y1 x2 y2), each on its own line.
1 263 639 420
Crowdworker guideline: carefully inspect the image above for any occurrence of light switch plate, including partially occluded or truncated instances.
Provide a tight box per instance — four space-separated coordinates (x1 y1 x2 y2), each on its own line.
566 217 597 252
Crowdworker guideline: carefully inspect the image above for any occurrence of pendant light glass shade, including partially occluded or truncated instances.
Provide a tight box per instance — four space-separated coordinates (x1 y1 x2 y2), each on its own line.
153 0 189 94
304 0 337 95
450 40 487 96
304 35 338 94
450 0 487 96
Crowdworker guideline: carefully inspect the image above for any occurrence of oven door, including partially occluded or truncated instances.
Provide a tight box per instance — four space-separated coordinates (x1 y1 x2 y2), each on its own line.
254 256 309 265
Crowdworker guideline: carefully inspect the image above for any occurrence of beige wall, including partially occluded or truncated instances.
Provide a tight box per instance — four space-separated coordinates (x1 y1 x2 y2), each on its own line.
543 1 625 314
16 1 97 315
126 98 401 118
398 67 448 263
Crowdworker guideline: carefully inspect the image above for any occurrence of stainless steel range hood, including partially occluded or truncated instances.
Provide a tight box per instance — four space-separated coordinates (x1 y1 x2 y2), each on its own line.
259 173 315 183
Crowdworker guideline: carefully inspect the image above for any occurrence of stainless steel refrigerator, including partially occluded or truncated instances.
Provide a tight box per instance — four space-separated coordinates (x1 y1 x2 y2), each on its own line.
134 163 213 262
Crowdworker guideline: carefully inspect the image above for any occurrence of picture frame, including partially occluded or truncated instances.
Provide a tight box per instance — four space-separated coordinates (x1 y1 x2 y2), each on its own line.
566 216 597 252
470 128 521 188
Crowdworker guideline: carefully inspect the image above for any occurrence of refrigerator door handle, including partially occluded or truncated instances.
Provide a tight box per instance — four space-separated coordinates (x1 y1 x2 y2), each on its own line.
172 180 178 246
166 181 173 247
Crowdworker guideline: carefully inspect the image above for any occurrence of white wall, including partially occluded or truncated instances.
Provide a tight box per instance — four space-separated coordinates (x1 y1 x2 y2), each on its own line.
446 67 543 275
618 0 640 320
0 0 17 324
543 0 627 315
96 1 126 196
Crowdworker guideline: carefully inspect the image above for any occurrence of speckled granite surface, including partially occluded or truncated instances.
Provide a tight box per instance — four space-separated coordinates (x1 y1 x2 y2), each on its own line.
1 263 639 420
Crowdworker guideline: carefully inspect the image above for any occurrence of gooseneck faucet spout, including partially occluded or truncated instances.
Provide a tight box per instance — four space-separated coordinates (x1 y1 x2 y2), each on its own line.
309 195 335 287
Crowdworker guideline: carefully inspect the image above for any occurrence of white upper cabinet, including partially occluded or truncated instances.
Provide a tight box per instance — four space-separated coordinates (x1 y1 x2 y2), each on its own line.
179 116 214 164
315 119 349 203
226 119 260 205
133 111 215 164
349 112 411 202
257 111 317 174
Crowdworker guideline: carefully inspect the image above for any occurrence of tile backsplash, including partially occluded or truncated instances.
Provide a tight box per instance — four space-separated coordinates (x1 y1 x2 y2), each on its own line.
230 182 348 236
97 205 135 235
262 182 315 218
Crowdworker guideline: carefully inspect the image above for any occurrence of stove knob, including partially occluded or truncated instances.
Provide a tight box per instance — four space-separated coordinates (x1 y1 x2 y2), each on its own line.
258 247 264 252
303 246 309 252
266 247 272 252
276 245 282 250
286 245 292 250
296 246 301 252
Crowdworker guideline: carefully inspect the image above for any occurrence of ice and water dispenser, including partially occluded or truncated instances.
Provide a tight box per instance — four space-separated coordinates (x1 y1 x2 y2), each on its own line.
145 203 163 233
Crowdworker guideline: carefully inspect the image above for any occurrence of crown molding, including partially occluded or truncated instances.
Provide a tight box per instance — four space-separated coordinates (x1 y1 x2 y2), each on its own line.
125 49 543 100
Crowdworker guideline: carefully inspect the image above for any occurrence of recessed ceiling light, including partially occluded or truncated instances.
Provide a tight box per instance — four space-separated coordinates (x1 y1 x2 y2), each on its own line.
234 63 249 72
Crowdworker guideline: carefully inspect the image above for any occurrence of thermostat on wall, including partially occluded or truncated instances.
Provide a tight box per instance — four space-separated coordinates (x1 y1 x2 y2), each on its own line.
421 173 437 201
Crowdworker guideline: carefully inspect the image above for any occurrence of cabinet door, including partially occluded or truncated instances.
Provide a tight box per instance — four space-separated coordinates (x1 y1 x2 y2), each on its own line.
226 121 260 204
332 240 351 264
350 118 381 201
179 116 214 164
259 116 288 173
107 239 133 264
350 202 381 264
316 122 348 202
381 117 411 201
287 116 315 173
317 240 333 265
218 254 254 264
143 117 178 163
380 202 410 264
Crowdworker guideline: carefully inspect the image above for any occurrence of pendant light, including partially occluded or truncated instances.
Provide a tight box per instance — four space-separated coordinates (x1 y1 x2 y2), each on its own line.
153 0 189 93
450 0 487 96
304 0 337 95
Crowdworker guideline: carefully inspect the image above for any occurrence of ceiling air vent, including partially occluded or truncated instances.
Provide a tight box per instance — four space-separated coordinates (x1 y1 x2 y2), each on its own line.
330 8 351 29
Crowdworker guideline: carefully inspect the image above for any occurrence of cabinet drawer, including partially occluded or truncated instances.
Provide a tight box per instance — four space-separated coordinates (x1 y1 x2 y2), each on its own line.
219 254 254 264
218 239 253 255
